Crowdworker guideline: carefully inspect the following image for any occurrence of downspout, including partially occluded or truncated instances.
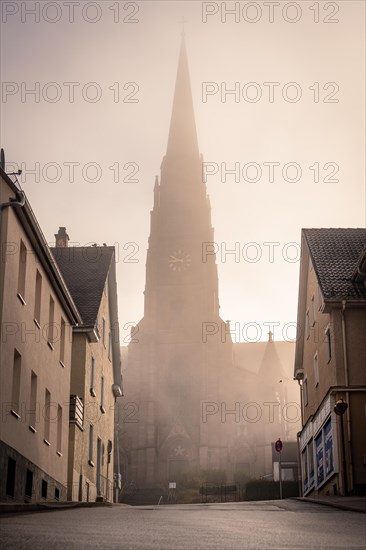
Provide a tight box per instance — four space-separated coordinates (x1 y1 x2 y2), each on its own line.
341 300 349 387
0 191 26 212
296 430 303 496
297 379 304 496
115 397 121 504
341 300 353 493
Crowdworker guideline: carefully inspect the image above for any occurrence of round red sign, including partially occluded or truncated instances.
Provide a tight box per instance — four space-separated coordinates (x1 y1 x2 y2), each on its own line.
275 438 283 452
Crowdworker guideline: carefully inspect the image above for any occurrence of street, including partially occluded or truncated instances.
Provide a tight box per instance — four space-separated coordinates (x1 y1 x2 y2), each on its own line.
0 500 365 550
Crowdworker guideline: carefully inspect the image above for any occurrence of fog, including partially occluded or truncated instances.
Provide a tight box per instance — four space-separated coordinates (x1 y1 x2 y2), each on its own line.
2 0 364 501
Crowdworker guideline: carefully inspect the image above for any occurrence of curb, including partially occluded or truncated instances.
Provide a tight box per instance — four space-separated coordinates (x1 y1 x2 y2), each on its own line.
0 501 131 515
292 497 366 514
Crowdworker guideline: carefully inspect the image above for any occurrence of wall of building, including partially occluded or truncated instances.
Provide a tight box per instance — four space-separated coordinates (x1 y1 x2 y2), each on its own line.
0 191 73 501
299 248 366 497
68 276 116 502
302 260 335 424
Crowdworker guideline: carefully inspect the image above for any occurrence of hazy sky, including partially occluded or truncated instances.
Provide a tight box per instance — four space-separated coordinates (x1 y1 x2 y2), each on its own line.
1 0 365 343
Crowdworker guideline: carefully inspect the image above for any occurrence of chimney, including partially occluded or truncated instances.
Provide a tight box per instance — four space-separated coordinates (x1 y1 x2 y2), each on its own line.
55 227 69 248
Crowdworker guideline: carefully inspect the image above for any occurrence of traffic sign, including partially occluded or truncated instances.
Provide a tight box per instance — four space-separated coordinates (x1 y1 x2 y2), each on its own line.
275 438 283 453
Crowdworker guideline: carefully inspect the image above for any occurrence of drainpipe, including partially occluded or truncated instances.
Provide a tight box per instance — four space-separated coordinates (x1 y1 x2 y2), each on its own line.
296 379 304 496
298 379 304 427
115 397 121 504
340 301 353 493
341 301 349 387
0 191 25 212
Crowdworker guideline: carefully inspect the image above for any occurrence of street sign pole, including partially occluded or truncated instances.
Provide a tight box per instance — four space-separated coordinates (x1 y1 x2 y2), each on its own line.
279 450 282 499
275 438 283 500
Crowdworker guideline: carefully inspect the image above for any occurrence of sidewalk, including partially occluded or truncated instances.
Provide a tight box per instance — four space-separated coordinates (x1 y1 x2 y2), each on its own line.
0 501 130 515
294 495 366 514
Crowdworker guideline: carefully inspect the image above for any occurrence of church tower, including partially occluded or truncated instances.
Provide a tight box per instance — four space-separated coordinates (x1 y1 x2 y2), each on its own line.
121 36 235 492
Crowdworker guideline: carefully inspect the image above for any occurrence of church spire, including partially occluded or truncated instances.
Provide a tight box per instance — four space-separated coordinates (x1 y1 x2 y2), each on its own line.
166 35 200 161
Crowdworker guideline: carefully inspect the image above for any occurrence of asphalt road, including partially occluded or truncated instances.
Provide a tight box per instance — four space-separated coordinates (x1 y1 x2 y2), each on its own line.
0 500 365 550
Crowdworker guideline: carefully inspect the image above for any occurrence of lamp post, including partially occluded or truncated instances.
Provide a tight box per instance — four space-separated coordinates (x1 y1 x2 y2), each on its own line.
334 398 348 496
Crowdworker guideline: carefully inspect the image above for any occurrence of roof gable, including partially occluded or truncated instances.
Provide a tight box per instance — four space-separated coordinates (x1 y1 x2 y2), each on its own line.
303 228 366 301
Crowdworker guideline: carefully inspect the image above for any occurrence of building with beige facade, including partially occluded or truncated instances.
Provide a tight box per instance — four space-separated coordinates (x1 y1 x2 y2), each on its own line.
51 232 122 502
294 228 366 497
0 168 81 502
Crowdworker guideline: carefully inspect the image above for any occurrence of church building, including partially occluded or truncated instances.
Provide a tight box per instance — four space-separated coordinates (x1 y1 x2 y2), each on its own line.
119 37 299 499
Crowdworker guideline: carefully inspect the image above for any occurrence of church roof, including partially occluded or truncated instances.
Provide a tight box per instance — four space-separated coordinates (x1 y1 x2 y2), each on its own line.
233 340 295 380
303 228 366 301
50 246 114 325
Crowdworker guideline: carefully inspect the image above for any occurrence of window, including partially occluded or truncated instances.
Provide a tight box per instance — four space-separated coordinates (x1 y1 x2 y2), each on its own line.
306 310 310 339
313 352 319 387
60 318 66 366
311 295 316 325
108 332 112 361
25 469 33 499
102 317 106 347
29 371 37 431
54 487 60 501
56 405 62 455
303 379 308 406
41 480 48 499
47 296 55 348
317 284 323 310
6 457 16 497
88 424 94 466
90 355 96 397
34 270 42 325
100 376 105 413
325 326 332 363
11 349 21 417
308 439 315 489
17 240 27 303
97 438 102 494
44 389 51 444
69 395 84 429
